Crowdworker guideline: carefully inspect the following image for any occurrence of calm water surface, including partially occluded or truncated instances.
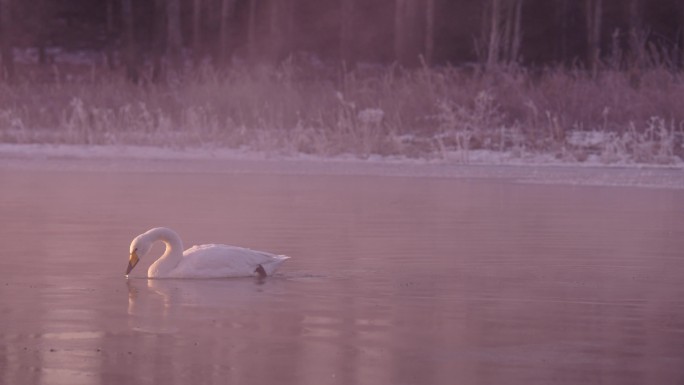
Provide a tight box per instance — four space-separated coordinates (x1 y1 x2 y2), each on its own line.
1 166 683 385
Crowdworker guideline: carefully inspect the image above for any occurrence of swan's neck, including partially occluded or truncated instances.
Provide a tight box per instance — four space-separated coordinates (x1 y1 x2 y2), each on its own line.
146 227 184 278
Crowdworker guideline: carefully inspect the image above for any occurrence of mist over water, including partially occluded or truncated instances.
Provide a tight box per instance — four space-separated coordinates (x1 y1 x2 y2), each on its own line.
1 165 683 384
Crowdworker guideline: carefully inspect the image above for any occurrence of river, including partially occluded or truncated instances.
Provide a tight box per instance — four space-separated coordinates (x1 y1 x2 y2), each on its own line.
1 159 683 384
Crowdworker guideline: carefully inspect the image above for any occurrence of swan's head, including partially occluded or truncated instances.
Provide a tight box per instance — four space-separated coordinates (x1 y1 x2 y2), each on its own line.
127 234 152 275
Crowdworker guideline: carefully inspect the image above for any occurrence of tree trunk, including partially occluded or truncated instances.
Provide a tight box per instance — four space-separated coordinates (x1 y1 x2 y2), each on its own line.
394 0 405 64
283 0 294 60
167 0 183 70
502 0 513 61
681 3 684 67
218 0 236 66
425 0 435 66
121 0 139 83
192 0 202 65
35 0 48 65
486 0 523 68
340 0 355 67
628 0 644 67
105 0 116 69
267 0 291 63
486 0 501 68
247 0 258 62
585 0 603 74
0 0 14 82
151 0 165 82
394 0 422 66
628 0 642 32
510 0 523 64
556 0 569 63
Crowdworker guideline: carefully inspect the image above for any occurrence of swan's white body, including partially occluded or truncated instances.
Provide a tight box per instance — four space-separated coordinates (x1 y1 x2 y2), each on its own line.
127 227 289 278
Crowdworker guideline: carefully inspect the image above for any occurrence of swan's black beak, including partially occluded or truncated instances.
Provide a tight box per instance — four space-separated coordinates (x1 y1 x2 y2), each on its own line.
126 251 139 275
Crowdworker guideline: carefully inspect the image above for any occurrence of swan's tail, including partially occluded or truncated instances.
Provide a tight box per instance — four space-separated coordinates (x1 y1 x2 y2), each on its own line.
259 255 290 276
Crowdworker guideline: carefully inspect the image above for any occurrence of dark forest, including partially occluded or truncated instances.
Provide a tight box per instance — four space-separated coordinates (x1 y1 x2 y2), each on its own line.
1 0 683 77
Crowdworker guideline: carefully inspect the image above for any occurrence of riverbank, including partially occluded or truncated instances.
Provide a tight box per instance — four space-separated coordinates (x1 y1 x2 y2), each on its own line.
2 143 682 190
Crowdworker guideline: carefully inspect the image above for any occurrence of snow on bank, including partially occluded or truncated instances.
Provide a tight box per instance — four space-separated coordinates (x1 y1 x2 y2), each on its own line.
1 143 682 190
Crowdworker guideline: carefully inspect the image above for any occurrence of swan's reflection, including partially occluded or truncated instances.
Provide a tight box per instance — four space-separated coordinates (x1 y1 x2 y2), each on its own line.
126 277 272 334
123 277 405 385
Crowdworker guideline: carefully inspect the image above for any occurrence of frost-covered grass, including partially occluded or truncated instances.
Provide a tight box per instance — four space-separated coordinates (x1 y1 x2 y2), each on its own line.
0 61 682 165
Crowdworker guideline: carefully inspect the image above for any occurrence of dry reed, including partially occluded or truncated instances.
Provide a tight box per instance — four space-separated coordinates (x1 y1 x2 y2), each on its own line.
0 60 682 164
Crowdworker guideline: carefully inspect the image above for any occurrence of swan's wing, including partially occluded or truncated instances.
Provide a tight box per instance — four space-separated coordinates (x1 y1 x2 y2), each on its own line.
174 244 288 278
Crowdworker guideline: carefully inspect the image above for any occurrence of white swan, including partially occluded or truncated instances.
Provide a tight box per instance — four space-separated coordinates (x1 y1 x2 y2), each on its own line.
126 227 290 278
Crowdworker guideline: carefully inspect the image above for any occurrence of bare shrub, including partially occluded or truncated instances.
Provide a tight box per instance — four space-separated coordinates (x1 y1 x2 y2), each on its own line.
0 62 682 165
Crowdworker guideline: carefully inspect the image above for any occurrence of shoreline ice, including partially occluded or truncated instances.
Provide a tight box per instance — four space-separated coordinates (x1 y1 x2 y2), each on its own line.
1 143 682 190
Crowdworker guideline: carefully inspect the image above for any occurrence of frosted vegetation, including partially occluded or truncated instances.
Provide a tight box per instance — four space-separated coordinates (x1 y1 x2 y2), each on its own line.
1 60 682 165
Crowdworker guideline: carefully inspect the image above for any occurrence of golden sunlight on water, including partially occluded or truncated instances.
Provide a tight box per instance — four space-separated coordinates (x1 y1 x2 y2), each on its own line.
1 166 683 385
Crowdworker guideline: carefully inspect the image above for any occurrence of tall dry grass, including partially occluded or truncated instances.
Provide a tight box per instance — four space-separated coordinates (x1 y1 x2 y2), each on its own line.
0 59 682 164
